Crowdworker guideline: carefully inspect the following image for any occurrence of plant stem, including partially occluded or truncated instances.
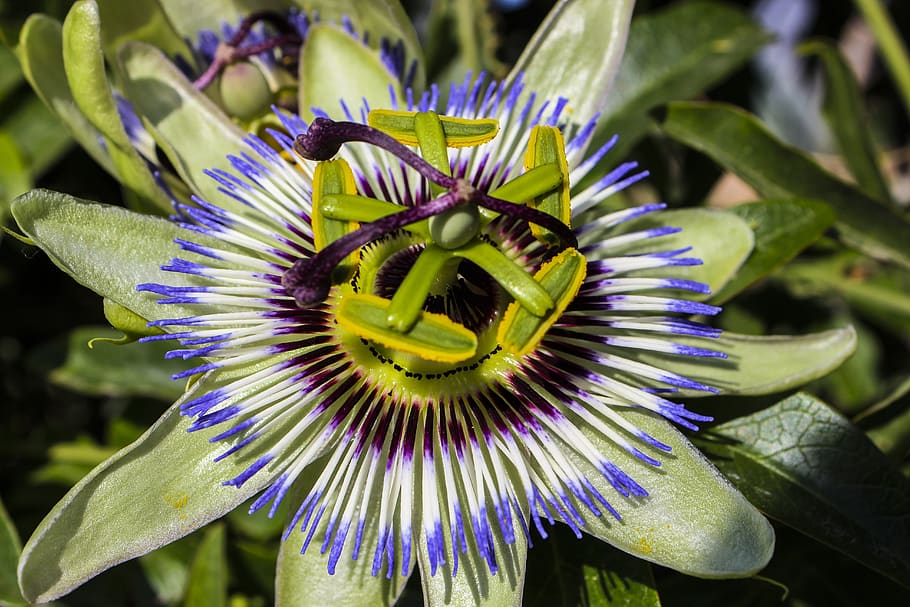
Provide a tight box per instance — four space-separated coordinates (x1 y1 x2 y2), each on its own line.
853 0 910 118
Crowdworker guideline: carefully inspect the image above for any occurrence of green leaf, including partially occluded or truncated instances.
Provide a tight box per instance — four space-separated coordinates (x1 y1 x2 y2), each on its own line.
275 481 410 607
610 208 754 301
0 133 30 209
118 41 249 211
3 94 73 181
524 526 660 607
863 378 910 464
569 411 774 578
711 199 837 304
233 540 277 597
801 40 891 203
0 45 24 101
62 0 171 213
508 0 635 132
635 327 857 397
298 24 400 122
424 0 508 78
777 251 910 334
0 497 26 607
708 392 910 587
597 1 770 152
17 377 280 604
32 437 117 487
817 317 882 415
183 525 228 607
49 326 189 400
227 497 285 541
16 14 114 175
659 101 910 270
10 189 215 322
138 536 196 606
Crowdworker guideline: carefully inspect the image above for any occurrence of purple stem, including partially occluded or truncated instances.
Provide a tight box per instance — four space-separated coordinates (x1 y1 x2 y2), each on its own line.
474 191 577 248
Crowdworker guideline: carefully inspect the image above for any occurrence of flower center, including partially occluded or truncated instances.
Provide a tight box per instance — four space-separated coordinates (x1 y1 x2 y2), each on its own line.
282 110 589 366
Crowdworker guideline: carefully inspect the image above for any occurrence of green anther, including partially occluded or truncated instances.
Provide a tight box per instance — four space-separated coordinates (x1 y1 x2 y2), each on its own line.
386 245 455 332
414 111 450 183
320 194 430 237
523 126 571 245
457 240 553 317
498 248 587 356
337 291 478 363
488 163 564 204
312 159 360 281
368 109 500 148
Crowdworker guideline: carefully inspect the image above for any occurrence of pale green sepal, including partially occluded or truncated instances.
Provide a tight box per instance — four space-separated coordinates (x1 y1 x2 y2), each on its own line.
293 0 425 90
97 0 190 67
417 503 527 607
156 0 292 40
299 25 400 122
570 410 775 577
275 485 411 607
16 378 279 604
62 1 172 213
9 189 220 323
507 0 635 133
102 298 161 342
600 208 754 301
117 41 250 212
184 524 228 607
16 14 114 176
635 327 858 397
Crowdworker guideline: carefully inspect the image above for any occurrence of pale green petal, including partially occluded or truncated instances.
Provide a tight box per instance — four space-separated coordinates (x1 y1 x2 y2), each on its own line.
610 208 755 300
635 327 858 396
295 0 425 90
416 489 527 606
62 0 171 212
298 24 400 121
118 41 250 211
16 14 113 175
508 0 635 131
96 0 190 69
157 0 293 39
17 378 279 604
276 483 411 607
10 189 218 322
570 411 775 577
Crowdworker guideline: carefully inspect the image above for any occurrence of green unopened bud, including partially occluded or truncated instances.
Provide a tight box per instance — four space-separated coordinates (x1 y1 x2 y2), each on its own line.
218 61 273 120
